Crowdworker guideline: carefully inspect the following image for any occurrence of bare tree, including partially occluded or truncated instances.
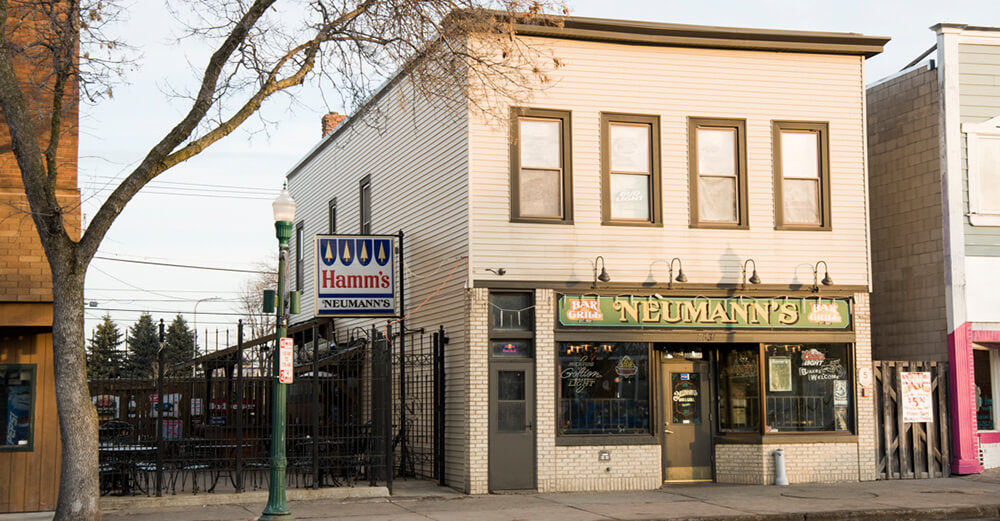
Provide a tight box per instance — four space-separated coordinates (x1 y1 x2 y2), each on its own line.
239 257 278 341
0 1 564 519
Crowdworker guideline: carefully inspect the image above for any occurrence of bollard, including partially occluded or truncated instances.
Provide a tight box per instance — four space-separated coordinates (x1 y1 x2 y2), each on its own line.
774 448 789 486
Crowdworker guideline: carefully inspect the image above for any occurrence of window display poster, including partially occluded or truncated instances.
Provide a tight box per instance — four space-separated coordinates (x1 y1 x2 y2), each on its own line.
833 380 849 406
5 385 31 446
672 373 700 424
92 394 119 420
901 371 933 423
768 357 792 392
149 393 180 418
162 419 182 440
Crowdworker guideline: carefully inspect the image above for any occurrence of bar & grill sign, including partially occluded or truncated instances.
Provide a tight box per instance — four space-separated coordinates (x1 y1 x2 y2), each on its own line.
314 235 395 317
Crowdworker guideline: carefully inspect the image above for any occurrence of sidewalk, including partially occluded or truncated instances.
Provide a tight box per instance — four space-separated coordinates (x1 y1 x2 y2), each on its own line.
9 472 1000 521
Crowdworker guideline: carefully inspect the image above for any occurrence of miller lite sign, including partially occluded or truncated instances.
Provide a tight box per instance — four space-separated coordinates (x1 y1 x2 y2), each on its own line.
314 235 396 317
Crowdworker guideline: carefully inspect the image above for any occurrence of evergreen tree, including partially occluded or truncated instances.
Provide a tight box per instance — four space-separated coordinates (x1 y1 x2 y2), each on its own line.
124 313 159 378
86 314 123 379
164 314 195 375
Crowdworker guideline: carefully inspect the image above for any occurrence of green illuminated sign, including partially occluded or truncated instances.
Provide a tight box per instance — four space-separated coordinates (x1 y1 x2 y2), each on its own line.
558 296 850 329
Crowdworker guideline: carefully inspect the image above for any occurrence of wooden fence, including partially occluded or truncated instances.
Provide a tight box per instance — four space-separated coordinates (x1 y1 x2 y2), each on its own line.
874 360 950 479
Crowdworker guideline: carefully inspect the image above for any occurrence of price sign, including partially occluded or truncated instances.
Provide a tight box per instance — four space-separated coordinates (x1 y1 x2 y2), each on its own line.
279 337 294 384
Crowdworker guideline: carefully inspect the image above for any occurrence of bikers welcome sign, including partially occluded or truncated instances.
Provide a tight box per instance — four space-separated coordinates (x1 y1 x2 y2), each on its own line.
314 235 396 317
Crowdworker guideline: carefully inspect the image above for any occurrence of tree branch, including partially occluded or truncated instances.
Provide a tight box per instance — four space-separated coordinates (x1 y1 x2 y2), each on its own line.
79 0 278 262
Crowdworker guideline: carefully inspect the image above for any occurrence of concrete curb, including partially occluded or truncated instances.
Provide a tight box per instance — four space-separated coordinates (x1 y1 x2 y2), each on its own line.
99 486 388 512
623 504 1000 521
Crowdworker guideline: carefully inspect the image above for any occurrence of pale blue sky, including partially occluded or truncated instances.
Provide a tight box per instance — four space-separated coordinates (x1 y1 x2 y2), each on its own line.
79 0 1000 344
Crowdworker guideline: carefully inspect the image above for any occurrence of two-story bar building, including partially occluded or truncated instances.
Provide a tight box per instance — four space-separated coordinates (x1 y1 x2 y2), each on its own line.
285 14 888 492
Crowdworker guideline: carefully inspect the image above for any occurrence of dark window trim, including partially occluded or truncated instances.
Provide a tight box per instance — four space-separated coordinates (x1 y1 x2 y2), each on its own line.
688 117 749 230
0 364 36 452
359 175 371 234
294 221 304 291
772 121 832 231
510 107 574 224
328 197 337 234
601 112 662 227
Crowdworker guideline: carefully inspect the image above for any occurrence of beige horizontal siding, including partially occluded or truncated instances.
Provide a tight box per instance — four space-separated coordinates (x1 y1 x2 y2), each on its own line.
287 78 470 488
469 38 870 287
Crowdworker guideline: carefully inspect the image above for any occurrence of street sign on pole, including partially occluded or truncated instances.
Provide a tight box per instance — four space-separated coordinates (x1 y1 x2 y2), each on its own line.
278 338 294 384
314 235 396 317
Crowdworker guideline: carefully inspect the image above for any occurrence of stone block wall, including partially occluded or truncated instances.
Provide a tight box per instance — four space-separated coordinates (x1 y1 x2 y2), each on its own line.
867 64 947 361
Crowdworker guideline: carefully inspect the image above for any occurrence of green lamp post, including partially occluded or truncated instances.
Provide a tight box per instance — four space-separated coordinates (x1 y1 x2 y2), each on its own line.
261 186 296 521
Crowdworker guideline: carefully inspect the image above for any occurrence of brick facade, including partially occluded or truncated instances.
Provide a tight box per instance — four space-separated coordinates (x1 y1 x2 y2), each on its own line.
465 287 489 494
867 65 946 361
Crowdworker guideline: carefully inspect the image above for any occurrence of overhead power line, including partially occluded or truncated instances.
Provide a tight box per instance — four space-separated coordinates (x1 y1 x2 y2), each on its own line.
94 256 275 274
87 306 264 317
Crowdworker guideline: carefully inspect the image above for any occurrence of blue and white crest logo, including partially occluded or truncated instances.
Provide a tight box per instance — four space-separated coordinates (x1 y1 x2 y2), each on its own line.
339 239 355 266
319 239 337 266
374 239 391 266
356 239 374 266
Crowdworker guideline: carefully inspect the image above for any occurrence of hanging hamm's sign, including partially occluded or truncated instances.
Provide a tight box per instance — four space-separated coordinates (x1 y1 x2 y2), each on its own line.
314 235 396 317
559 295 850 329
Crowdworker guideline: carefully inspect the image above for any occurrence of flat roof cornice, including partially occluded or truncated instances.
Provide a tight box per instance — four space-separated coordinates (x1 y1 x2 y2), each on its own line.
516 15 888 58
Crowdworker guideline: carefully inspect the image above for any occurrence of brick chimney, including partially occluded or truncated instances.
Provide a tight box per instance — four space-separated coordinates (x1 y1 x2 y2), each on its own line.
321 112 347 137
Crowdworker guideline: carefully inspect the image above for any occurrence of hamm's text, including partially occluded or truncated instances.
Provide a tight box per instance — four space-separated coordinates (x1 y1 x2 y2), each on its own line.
321 270 391 289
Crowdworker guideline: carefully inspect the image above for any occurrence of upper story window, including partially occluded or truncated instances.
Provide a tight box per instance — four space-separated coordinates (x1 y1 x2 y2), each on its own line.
328 197 337 234
688 118 748 229
964 115 1000 226
602 113 661 226
773 121 831 230
359 175 371 234
295 222 304 290
511 108 573 224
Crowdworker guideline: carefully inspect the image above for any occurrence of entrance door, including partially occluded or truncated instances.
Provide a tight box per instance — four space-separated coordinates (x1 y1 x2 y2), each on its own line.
661 358 712 481
489 361 535 490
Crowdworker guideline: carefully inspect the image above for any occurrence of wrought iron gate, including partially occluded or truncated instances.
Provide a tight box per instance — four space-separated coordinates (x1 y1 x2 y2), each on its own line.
873 360 950 479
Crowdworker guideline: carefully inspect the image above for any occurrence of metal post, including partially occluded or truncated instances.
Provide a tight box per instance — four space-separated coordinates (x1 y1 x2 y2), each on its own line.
261 218 293 521
436 325 446 486
311 321 319 489
156 319 165 497
397 230 407 477
236 320 244 493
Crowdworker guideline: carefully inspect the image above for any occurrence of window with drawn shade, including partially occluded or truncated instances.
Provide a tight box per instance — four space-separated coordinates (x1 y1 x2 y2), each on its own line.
1 365 35 449
697 127 739 223
764 344 852 433
779 131 821 225
604 117 658 223
557 342 649 435
518 117 564 219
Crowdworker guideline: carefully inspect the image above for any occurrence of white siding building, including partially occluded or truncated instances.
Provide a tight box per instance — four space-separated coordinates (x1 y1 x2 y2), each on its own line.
286 15 886 492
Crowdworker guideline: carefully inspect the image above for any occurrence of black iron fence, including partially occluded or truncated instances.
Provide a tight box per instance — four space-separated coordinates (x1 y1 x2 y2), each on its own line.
90 321 445 496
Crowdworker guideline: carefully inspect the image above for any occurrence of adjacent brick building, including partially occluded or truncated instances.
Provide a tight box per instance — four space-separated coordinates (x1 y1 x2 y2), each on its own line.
0 2 80 513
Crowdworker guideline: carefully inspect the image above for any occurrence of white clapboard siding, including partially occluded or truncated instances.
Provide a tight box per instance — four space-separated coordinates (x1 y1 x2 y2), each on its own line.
287 78 470 488
469 38 871 288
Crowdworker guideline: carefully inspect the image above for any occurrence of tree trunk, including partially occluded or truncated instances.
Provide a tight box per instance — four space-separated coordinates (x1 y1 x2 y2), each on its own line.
51 268 101 521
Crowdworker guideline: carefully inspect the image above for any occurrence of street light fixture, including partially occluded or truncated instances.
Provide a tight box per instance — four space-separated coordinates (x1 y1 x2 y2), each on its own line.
261 185 296 521
193 296 220 376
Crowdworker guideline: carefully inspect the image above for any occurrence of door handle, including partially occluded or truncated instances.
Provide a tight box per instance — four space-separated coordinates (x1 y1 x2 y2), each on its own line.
663 426 674 434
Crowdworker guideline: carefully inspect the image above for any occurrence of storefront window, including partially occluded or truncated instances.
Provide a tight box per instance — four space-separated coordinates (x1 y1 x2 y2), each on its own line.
764 344 852 432
974 349 995 431
1 365 35 450
717 347 760 432
558 342 650 435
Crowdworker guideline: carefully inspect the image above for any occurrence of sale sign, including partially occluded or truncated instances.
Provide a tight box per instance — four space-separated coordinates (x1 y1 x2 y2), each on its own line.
279 337 294 384
901 371 933 423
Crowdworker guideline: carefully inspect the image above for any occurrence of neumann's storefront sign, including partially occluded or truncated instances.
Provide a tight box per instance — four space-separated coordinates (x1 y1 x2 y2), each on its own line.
559 296 850 329
314 235 395 317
